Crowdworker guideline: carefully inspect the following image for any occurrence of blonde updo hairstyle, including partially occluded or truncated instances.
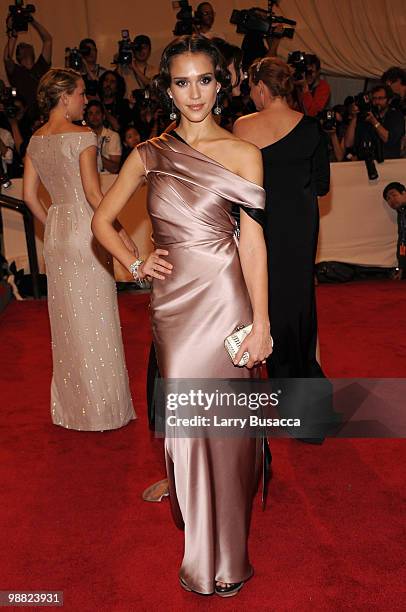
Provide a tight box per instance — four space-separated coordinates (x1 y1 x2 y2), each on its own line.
37 68 82 118
249 57 294 98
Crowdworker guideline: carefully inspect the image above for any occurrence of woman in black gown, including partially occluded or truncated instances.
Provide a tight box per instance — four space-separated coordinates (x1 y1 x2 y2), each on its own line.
234 58 332 437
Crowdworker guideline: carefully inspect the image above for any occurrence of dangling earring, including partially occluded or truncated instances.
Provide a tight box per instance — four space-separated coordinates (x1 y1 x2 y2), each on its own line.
169 98 177 121
213 90 221 115
64 104 70 121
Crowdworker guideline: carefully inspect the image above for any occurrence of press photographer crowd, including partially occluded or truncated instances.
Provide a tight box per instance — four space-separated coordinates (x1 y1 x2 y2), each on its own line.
1 0 405 279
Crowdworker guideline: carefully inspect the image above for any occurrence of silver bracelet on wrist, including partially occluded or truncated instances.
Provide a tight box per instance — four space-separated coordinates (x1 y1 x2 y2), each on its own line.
129 258 146 286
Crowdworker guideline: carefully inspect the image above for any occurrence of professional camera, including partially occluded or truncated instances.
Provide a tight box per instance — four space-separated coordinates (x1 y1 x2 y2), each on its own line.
0 83 18 118
355 92 372 117
117 30 133 66
287 51 307 80
346 92 373 120
319 109 337 131
172 0 201 36
230 1 296 40
65 41 95 72
8 0 35 33
65 47 83 71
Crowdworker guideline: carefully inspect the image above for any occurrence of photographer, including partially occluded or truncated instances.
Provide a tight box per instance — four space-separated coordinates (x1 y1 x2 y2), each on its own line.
320 105 347 162
345 85 405 159
3 14 52 111
84 100 121 174
195 2 226 39
295 54 330 117
383 182 406 280
116 35 157 98
78 38 107 94
98 70 131 132
381 66 406 115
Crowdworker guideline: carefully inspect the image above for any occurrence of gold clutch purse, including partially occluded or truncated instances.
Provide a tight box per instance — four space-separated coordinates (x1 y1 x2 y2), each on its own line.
224 324 253 366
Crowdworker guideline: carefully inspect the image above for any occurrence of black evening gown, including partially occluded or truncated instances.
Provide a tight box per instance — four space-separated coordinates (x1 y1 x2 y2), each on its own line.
262 116 333 437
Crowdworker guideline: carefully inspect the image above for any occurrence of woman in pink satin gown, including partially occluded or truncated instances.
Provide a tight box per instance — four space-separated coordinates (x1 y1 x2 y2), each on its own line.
92 36 273 597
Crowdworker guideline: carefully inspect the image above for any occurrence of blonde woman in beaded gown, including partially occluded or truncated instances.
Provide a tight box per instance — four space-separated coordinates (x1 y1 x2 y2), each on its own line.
92 38 273 597
23 68 135 431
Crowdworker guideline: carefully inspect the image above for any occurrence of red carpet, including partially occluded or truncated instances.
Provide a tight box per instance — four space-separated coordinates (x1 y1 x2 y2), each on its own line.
0 281 405 611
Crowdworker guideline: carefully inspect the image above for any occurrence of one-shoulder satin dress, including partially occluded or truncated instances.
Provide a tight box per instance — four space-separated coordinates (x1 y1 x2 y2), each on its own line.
137 132 265 594
26 131 135 431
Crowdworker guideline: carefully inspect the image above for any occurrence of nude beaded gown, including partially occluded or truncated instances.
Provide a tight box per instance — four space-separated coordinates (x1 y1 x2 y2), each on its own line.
27 130 135 431
137 132 265 594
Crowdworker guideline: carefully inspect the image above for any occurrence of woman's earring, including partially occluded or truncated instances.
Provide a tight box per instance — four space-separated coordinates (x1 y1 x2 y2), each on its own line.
213 92 221 115
169 98 177 121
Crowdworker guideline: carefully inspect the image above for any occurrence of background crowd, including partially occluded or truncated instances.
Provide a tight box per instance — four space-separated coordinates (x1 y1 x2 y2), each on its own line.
1 1 405 181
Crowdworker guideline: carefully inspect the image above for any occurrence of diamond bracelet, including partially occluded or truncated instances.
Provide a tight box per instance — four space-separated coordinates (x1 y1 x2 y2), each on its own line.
129 258 146 286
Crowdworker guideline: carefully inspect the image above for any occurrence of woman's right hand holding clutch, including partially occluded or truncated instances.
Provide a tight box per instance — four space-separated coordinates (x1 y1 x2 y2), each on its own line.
139 249 173 281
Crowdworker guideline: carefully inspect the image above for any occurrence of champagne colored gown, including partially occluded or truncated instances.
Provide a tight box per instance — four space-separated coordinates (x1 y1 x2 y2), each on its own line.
137 132 265 594
27 130 135 431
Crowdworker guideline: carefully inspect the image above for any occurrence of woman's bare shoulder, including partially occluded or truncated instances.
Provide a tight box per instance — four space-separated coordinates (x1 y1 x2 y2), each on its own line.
213 130 260 165
219 133 262 183
233 112 260 134
228 132 261 161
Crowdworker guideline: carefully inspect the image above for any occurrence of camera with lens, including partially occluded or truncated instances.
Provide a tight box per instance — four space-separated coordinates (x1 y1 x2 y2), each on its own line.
0 83 18 118
172 0 201 36
8 0 35 33
116 30 133 66
359 137 383 181
65 47 83 71
319 109 337 131
345 92 374 121
287 50 307 80
230 1 296 40
352 92 373 119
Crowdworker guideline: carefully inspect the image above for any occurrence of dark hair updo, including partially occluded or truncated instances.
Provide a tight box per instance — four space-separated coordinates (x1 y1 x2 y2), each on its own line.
37 68 82 118
249 57 294 99
153 35 229 112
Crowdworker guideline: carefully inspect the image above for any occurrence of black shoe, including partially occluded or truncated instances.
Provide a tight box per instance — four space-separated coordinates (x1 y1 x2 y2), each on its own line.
215 582 244 598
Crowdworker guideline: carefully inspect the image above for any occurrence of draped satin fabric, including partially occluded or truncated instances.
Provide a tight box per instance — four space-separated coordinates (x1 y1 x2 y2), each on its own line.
137 133 266 594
